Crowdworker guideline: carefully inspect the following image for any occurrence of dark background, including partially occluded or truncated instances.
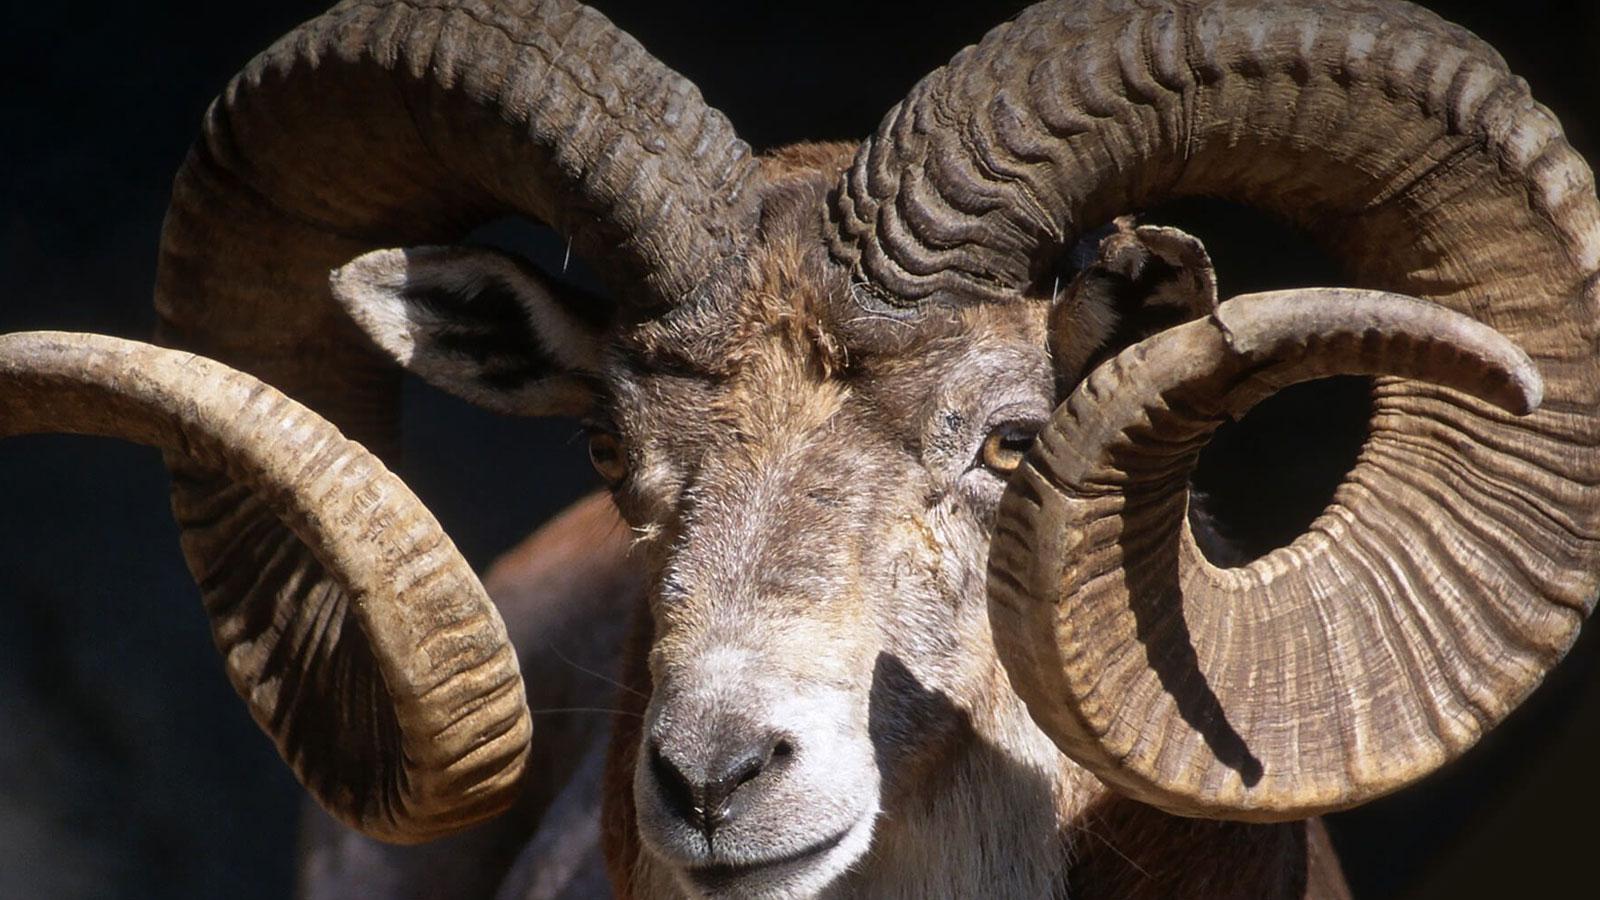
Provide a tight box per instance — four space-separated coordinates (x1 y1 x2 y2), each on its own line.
2 1 1596 897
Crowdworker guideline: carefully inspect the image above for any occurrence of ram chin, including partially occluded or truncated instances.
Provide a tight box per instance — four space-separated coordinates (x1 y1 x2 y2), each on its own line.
660 811 877 900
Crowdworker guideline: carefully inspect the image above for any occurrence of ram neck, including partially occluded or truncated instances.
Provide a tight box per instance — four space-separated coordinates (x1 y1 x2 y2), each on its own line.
841 672 1351 900
1066 797 1352 900
832 704 1080 899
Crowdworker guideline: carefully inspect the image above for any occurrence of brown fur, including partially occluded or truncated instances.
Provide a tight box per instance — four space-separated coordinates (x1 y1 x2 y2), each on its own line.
586 145 1353 898
602 598 656 900
1069 796 1350 900
325 141 1354 898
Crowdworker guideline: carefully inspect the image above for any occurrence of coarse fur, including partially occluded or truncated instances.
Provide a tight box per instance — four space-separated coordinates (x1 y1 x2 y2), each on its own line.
3 0 1591 897
327 141 1349 898
591 144 1347 900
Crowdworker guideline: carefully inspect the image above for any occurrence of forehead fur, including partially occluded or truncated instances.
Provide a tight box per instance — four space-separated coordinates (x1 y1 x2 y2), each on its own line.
610 139 1057 441
618 144 856 383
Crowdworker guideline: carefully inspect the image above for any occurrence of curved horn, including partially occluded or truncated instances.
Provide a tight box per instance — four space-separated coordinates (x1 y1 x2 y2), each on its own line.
836 0 1600 817
147 0 755 840
989 290 1553 818
0 332 529 842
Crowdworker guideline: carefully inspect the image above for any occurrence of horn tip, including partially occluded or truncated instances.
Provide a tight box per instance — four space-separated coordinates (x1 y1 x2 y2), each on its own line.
1494 354 1543 416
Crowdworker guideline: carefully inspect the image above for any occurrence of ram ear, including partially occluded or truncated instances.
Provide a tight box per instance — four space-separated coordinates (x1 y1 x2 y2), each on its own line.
332 246 606 417
1050 219 1217 385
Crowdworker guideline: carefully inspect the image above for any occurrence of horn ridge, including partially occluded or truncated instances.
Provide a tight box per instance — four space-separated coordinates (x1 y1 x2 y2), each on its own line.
0 331 530 841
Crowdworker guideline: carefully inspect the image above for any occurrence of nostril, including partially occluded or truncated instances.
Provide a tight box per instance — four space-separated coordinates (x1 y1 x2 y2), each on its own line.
647 730 800 839
701 732 797 826
649 740 699 827
729 752 766 791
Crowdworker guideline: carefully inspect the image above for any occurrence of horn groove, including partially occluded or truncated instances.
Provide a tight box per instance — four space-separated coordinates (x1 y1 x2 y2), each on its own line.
841 0 1600 816
146 0 755 839
989 290 1563 818
0 332 529 841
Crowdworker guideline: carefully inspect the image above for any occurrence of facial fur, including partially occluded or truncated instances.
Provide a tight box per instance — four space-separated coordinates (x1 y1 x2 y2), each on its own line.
592 145 1089 898
326 144 1219 899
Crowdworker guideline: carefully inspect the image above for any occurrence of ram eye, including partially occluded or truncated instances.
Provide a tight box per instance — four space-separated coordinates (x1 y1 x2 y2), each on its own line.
981 422 1040 475
588 431 628 484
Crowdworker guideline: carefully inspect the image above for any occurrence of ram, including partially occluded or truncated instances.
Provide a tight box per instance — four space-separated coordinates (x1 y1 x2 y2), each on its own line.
2 1 1596 898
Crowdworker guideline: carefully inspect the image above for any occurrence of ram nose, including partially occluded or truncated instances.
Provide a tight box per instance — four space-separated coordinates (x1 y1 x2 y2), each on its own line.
647 722 797 840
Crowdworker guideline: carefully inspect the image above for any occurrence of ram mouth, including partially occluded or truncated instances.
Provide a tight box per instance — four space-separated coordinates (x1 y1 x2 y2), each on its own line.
684 827 852 893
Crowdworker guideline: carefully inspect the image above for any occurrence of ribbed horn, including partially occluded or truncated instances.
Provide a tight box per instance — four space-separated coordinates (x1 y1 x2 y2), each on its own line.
144 0 756 842
988 290 1559 818
0 332 529 841
835 0 1600 817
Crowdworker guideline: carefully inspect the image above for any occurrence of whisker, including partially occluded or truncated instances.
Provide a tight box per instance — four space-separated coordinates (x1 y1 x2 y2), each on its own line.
527 706 643 718
544 639 648 701
1068 818 1152 879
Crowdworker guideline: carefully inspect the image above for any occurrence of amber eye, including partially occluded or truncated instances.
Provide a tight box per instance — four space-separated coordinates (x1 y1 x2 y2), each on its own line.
588 431 628 484
980 422 1039 475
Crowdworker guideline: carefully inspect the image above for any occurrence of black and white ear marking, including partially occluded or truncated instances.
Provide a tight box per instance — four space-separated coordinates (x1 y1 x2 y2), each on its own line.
331 246 606 417
1050 218 1218 384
